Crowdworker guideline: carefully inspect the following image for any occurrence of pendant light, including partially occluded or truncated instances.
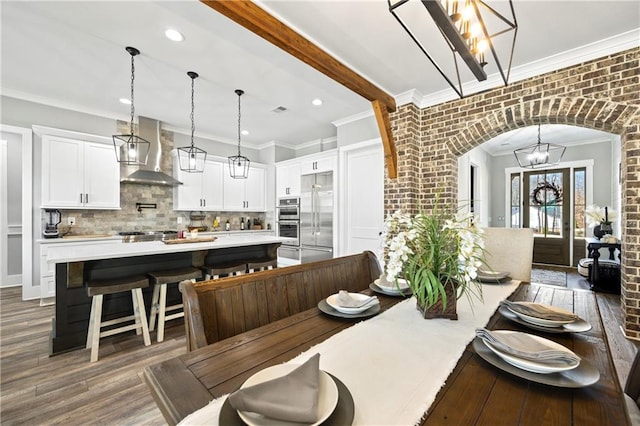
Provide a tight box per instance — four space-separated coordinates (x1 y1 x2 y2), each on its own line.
228 89 250 179
113 46 150 165
177 71 207 173
513 124 566 169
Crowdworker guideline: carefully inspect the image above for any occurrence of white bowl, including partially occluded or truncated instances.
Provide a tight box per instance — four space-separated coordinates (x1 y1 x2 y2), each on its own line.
373 277 410 294
326 292 377 314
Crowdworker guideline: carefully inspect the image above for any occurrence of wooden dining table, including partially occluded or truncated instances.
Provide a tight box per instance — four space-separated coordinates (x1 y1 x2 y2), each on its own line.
143 283 629 425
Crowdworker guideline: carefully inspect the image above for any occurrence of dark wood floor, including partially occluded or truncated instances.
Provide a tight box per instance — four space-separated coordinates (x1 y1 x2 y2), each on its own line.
1 268 637 425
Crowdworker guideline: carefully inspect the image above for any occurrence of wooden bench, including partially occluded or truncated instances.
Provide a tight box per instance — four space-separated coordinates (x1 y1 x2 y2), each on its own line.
180 251 382 352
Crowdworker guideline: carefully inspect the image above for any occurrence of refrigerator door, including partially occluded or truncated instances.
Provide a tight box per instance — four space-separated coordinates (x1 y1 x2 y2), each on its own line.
300 174 315 246
301 245 334 264
313 172 333 248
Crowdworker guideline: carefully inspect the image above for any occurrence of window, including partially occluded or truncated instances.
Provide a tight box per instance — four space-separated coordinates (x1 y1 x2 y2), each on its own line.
574 168 586 238
510 173 520 228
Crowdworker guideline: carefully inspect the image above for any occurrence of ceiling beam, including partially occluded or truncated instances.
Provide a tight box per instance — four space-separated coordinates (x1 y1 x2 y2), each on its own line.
372 100 397 179
201 0 399 178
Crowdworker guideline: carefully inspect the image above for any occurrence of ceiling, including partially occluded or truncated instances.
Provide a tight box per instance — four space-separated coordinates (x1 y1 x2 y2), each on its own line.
1 1 638 151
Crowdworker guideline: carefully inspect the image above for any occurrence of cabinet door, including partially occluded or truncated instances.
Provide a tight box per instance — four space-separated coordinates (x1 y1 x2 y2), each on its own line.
84 143 120 208
41 137 83 207
201 161 224 210
245 167 266 211
276 162 301 198
223 164 247 210
174 164 205 211
300 154 335 175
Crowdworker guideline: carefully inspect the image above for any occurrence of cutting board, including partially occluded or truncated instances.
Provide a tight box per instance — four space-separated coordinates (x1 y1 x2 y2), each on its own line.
163 236 218 244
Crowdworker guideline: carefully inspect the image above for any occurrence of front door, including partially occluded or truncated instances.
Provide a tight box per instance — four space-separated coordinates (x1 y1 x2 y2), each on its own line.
523 168 571 265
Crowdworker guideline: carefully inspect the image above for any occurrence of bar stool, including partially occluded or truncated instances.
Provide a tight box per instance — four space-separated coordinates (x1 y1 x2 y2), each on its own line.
202 262 247 280
148 266 203 343
86 275 151 362
247 258 278 273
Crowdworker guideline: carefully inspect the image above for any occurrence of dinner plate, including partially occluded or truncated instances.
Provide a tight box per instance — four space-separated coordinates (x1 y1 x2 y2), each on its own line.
219 372 354 426
369 282 412 297
317 298 380 319
473 337 600 388
481 333 580 374
326 292 378 314
373 278 410 295
236 364 338 426
476 270 511 283
506 302 577 327
499 306 592 334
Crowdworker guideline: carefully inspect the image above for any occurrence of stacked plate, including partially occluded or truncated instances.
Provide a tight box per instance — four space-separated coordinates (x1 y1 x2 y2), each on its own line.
318 292 381 318
499 301 591 333
370 276 411 296
476 270 511 284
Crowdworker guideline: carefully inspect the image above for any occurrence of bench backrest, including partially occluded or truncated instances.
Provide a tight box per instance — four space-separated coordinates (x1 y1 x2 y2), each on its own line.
181 251 382 352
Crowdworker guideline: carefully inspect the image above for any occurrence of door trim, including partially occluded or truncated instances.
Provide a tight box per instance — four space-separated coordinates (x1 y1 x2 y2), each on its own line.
504 159 593 266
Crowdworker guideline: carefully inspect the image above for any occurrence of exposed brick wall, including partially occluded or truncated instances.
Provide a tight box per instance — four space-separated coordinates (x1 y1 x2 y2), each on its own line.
385 47 640 338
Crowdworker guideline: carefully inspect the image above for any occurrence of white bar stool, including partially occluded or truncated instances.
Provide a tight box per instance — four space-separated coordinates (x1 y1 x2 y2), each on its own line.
86 275 151 362
202 262 247 280
247 258 278 273
148 266 203 342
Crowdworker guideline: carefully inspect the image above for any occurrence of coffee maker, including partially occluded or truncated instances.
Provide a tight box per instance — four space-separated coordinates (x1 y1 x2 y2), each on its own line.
43 209 61 238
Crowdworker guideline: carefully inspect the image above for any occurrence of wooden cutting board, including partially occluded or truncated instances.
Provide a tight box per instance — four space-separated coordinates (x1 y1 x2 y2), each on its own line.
163 236 217 244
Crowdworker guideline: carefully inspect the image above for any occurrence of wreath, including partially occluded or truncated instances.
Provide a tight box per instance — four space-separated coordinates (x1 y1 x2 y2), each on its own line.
531 181 562 206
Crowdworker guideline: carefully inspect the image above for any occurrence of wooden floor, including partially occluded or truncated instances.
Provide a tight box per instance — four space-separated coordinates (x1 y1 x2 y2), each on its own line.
1 268 637 425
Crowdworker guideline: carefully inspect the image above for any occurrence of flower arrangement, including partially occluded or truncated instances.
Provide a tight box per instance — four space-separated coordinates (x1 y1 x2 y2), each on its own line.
585 205 616 228
381 197 485 313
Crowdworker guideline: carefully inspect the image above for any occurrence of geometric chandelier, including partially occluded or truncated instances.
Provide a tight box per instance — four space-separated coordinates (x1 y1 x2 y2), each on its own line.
113 46 150 165
513 124 566 169
177 71 207 173
388 0 518 98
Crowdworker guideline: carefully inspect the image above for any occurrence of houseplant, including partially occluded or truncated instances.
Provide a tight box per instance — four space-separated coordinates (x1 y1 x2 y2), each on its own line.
381 198 485 320
585 205 617 239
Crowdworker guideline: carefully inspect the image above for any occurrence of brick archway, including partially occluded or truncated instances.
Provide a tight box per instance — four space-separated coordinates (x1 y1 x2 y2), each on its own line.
385 47 640 338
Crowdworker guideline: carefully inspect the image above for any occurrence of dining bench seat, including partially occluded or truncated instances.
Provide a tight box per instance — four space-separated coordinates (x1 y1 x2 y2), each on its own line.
180 251 382 352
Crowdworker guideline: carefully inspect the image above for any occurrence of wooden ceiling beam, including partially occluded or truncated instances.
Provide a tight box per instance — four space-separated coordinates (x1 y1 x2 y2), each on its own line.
201 0 399 178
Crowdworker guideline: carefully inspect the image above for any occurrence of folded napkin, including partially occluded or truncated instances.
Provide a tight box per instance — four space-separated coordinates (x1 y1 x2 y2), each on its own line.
337 290 378 308
475 328 580 366
228 353 321 423
501 300 578 322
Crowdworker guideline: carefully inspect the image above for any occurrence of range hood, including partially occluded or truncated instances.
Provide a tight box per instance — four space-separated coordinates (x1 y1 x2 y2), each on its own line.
120 116 182 186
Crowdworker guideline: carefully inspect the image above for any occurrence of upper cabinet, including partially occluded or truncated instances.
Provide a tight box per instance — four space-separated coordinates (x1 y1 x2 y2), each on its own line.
223 164 266 211
173 158 224 211
300 152 336 175
276 162 301 198
41 135 120 209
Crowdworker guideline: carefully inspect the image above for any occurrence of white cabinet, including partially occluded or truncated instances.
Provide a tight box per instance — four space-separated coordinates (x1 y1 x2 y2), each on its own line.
173 159 224 211
300 153 336 175
223 165 266 211
41 135 120 209
276 162 301 198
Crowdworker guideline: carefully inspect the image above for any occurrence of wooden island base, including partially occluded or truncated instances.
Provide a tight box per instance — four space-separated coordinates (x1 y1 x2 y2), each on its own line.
51 243 279 355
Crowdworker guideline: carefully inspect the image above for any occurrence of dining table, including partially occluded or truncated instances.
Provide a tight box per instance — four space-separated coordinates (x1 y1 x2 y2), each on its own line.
143 282 629 425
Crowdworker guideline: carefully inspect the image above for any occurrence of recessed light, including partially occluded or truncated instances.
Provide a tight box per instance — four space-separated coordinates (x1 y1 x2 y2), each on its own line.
119 98 131 105
312 98 323 106
241 130 249 136
165 28 184 42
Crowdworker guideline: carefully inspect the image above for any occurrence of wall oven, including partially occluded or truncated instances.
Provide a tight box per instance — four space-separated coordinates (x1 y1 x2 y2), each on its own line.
277 197 300 262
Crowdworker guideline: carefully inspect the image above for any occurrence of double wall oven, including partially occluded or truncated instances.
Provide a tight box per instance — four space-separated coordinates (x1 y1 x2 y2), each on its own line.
276 197 301 263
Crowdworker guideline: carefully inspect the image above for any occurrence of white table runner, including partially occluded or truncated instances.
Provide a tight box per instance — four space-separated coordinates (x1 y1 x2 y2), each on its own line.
179 281 520 426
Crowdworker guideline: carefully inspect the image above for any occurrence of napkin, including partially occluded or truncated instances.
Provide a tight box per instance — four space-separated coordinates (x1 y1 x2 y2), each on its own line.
228 353 321 423
475 328 580 366
501 300 578 322
337 290 378 308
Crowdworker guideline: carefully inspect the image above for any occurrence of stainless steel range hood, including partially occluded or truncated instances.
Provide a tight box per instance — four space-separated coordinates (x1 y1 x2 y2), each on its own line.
120 116 182 186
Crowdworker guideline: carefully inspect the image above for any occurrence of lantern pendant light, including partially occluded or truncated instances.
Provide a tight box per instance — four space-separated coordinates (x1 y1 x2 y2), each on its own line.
113 46 150 165
513 124 566 169
228 89 250 179
177 71 207 173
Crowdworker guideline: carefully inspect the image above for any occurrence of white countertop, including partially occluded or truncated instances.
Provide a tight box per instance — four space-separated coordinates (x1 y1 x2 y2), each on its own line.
37 229 274 244
46 234 292 263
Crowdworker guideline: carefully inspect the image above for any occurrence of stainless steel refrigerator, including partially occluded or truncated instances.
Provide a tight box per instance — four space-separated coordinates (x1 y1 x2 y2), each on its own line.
300 171 333 263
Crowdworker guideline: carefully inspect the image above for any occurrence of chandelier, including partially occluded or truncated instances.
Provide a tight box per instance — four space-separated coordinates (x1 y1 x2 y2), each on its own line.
228 89 250 179
388 0 518 98
112 46 150 165
177 71 207 173
513 124 566 169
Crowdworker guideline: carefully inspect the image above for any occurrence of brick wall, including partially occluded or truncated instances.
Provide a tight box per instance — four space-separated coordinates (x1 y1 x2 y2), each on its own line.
384 47 640 338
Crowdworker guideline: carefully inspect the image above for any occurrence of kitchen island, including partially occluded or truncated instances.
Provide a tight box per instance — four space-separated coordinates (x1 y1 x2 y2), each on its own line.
46 234 290 355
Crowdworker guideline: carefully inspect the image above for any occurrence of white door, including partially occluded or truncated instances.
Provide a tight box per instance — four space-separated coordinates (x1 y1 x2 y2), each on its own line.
84 142 120 208
340 142 384 258
1 131 25 288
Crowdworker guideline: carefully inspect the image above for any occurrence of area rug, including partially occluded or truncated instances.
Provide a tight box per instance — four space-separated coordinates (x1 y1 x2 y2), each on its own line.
531 268 567 286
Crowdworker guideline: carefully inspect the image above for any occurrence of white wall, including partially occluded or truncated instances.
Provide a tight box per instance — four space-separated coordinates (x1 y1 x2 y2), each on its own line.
458 147 491 227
